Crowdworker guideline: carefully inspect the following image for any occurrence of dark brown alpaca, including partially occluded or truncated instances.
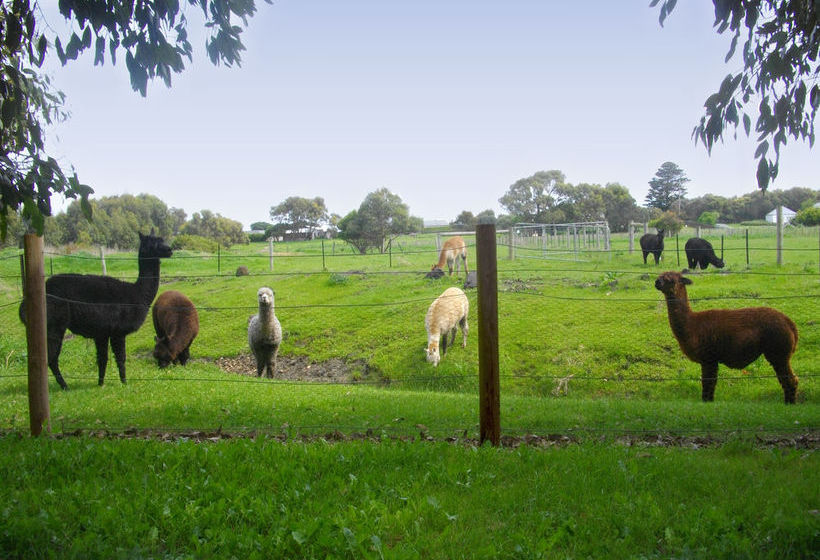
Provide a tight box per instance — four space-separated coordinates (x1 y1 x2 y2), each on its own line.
152 290 199 368
654 271 798 404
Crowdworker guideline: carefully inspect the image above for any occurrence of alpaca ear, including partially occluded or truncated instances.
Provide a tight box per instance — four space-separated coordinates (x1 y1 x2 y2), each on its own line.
681 276 693 285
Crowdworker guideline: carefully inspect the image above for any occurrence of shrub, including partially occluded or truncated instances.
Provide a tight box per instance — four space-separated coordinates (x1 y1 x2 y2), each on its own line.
792 207 820 227
171 234 218 253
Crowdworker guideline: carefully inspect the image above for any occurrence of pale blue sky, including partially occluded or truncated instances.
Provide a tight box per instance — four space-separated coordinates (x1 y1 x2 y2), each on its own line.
41 1 818 228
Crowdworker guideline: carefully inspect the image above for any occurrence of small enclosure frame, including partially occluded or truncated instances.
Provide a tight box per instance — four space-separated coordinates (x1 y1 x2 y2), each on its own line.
511 222 611 261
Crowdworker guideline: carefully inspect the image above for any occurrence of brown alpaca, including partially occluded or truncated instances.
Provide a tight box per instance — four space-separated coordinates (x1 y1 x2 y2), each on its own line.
654 271 798 403
152 290 199 368
431 236 468 277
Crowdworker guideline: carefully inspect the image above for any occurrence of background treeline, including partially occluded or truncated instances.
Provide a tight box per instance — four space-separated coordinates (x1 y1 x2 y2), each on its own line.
1 194 247 250
1 184 818 251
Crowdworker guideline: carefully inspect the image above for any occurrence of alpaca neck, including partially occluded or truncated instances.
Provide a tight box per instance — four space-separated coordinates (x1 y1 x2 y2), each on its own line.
664 291 692 342
258 304 275 335
135 256 162 303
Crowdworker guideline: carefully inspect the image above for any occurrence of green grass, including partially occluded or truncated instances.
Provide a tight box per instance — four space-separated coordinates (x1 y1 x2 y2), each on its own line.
0 230 818 558
0 435 817 559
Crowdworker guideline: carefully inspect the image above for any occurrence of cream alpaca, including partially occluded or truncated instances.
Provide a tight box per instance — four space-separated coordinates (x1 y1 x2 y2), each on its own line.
425 287 469 366
431 236 468 277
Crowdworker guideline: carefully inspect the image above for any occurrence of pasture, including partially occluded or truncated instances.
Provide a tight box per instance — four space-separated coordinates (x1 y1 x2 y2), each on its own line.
0 226 818 558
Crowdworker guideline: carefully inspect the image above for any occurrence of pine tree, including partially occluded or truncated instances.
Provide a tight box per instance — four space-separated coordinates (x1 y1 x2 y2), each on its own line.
645 162 689 211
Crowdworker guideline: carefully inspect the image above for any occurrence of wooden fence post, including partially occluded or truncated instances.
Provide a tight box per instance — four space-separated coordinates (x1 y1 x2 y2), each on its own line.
628 221 634 253
23 234 50 436
776 206 783 266
269 237 274 272
745 228 750 267
100 246 106 275
476 220 500 446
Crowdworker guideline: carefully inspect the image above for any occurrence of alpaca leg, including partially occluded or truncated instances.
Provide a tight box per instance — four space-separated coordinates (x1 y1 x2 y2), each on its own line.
440 333 448 356
266 348 278 379
94 337 110 386
767 356 798 404
178 346 191 366
255 354 265 377
642 252 648 264
462 255 468 275
460 317 468 348
700 362 719 402
47 328 69 390
110 336 128 385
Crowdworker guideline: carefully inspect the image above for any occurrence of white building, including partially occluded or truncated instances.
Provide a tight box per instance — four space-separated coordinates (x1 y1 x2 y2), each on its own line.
765 206 796 224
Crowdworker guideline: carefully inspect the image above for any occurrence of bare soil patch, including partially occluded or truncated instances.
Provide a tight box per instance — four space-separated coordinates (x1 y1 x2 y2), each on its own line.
214 353 372 384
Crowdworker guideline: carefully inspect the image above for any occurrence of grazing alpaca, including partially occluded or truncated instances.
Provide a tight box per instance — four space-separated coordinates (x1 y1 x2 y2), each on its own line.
654 271 798 403
19 231 172 389
248 287 282 378
640 229 665 264
684 238 725 270
425 287 469 366
430 236 468 277
152 290 199 368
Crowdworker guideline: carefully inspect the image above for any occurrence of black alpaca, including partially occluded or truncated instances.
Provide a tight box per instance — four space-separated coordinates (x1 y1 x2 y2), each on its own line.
20 231 172 389
684 238 725 270
639 229 665 265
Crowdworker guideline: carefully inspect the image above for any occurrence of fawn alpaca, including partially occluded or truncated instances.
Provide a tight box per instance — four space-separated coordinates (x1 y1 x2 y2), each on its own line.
655 271 798 403
430 236 468 277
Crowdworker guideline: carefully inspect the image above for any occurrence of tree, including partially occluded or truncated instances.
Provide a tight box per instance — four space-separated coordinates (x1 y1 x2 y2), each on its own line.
498 170 568 223
0 0 268 237
270 196 328 240
792 206 820 226
645 162 689 211
697 211 720 227
50 193 178 248
652 0 819 191
601 183 641 232
337 188 421 254
649 211 685 235
452 211 476 229
180 210 248 247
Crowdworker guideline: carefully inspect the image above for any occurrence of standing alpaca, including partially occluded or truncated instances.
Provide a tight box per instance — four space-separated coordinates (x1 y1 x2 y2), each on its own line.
430 236 468 277
19 231 172 389
248 287 282 378
425 287 469 366
684 238 725 270
654 271 799 403
152 290 199 368
639 229 665 265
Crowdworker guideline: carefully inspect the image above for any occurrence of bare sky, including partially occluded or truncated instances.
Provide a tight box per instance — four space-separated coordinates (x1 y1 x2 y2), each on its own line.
41 1 818 228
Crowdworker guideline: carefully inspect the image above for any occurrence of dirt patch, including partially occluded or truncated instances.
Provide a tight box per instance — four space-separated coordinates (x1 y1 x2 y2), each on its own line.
213 353 373 384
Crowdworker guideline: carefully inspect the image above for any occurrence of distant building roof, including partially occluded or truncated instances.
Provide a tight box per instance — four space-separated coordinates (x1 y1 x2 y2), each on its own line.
765 206 796 223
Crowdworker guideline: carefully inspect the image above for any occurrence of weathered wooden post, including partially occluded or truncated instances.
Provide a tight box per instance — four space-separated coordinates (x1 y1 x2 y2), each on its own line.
269 237 274 272
23 234 50 436
628 221 634 253
100 246 106 275
476 219 500 446
745 229 750 267
776 206 783 266
321 239 327 271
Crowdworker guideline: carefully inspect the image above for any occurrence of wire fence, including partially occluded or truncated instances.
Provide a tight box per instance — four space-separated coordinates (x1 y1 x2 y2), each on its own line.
1 230 818 441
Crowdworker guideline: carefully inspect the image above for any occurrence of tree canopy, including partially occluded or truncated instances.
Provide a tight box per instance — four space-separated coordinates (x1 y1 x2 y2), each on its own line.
270 196 329 240
645 162 689 211
337 189 422 254
652 0 819 190
0 0 268 237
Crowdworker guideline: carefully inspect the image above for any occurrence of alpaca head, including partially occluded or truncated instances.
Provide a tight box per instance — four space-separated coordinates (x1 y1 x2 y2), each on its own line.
654 271 692 298
152 336 173 368
656 229 666 240
426 340 441 366
138 231 173 260
426 266 445 279
257 287 274 308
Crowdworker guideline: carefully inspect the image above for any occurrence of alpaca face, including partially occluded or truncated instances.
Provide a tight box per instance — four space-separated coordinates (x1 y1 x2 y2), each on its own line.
426 341 441 366
257 287 274 307
138 232 173 259
152 337 173 368
654 271 692 296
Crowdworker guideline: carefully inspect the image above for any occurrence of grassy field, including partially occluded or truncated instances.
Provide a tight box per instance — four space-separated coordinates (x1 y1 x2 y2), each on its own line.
0 227 818 558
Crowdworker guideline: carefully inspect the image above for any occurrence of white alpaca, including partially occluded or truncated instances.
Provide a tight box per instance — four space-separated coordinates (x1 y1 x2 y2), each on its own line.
248 287 283 378
425 287 469 366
